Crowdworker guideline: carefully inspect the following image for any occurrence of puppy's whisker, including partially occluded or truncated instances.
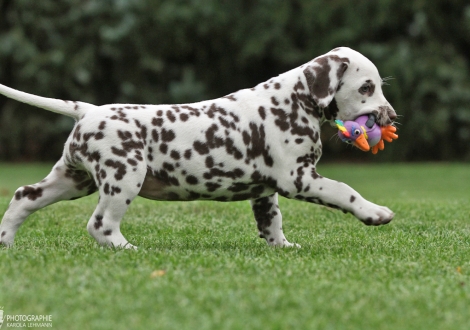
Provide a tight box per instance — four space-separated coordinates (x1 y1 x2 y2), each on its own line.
330 134 340 142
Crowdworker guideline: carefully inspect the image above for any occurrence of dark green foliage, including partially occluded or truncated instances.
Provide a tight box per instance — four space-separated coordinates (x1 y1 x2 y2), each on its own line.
0 0 469 161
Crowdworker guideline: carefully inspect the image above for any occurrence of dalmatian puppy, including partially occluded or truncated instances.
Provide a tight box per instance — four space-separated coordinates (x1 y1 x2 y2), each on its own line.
0 47 396 249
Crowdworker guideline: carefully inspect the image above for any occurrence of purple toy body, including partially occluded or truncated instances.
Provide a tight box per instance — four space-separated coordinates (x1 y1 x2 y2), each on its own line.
337 115 381 147
351 115 381 146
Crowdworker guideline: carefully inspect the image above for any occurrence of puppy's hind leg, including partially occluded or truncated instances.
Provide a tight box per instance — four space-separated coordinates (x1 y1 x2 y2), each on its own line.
86 161 147 249
250 193 300 248
0 158 97 247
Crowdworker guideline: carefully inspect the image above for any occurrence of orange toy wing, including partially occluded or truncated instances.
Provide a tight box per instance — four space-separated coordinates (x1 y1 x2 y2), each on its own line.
371 126 398 154
381 126 398 143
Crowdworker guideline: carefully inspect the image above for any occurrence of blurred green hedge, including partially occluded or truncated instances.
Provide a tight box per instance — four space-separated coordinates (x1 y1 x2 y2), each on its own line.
1 0 469 161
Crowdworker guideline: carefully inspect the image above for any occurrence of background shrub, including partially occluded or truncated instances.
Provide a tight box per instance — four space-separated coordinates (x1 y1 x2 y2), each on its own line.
0 0 469 161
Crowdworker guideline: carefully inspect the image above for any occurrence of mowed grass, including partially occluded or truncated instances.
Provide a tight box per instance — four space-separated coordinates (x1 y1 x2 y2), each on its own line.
0 162 469 330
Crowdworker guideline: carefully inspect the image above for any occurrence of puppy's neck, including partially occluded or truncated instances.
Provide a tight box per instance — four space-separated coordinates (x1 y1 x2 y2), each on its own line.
316 100 340 127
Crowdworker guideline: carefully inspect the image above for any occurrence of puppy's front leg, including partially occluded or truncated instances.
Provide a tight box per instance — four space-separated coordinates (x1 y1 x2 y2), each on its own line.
288 168 394 225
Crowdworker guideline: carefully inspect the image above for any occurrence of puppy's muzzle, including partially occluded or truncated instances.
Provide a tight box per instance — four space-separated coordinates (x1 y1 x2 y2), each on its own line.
375 106 397 126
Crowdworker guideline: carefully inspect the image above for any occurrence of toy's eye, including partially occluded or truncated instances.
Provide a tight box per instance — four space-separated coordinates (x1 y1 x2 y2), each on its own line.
354 129 361 135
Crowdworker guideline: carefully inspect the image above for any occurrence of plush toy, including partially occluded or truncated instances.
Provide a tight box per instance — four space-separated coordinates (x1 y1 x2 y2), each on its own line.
335 114 398 154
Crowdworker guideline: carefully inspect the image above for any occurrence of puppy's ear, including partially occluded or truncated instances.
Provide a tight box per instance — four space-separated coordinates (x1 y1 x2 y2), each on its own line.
303 55 349 108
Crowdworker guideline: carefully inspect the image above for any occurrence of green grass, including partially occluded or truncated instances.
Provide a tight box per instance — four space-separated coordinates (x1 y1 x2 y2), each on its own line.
0 162 469 330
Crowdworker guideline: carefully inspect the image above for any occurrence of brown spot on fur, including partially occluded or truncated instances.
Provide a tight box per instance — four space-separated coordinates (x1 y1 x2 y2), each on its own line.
121 140 144 152
311 169 322 179
117 130 132 140
83 133 95 142
270 108 290 131
205 156 214 168
207 104 227 118
127 158 138 166
170 150 180 160
229 113 240 122
223 94 237 101
205 182 221 192
104 160 127 180
294 80 305 91
186 175 199 185
218 117 230 128
258 106 266 120
161 129 176 142
21 186 43 201
111 147 127 157
193 141 210 155
152 129 159 142
152 118 164 127
94 215 103 229
159 144 168 154
163 162 175 172
167 110 176 123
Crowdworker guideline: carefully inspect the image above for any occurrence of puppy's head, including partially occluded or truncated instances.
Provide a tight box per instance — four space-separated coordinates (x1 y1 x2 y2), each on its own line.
303 47 396 126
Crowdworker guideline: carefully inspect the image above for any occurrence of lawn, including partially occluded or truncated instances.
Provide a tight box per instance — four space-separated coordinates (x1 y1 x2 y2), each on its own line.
0 162 469 330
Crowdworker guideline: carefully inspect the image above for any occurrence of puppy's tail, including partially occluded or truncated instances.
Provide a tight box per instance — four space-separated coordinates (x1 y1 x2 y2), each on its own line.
0 83 95 120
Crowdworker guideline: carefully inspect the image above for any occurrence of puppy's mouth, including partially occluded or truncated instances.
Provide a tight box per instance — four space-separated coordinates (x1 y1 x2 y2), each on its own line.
351 112 388 128
338 106 397 127
372 106 397 126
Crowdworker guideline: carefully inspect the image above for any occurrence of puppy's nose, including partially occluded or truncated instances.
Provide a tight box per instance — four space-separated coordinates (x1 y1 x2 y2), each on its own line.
388 109 397 120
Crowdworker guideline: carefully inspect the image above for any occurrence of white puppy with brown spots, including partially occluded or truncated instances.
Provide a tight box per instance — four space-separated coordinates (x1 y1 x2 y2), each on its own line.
0 47 396 249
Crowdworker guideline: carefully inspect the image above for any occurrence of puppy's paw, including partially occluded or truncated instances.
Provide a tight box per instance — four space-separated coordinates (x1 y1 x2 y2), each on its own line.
354 202 394 226
123 243 138 250
108 242 138 250
283 242 301 248
0 230 14 247
268 238 301 248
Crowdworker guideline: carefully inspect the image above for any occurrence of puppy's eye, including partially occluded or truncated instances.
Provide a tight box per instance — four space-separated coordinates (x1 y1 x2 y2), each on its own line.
359 85 370 94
